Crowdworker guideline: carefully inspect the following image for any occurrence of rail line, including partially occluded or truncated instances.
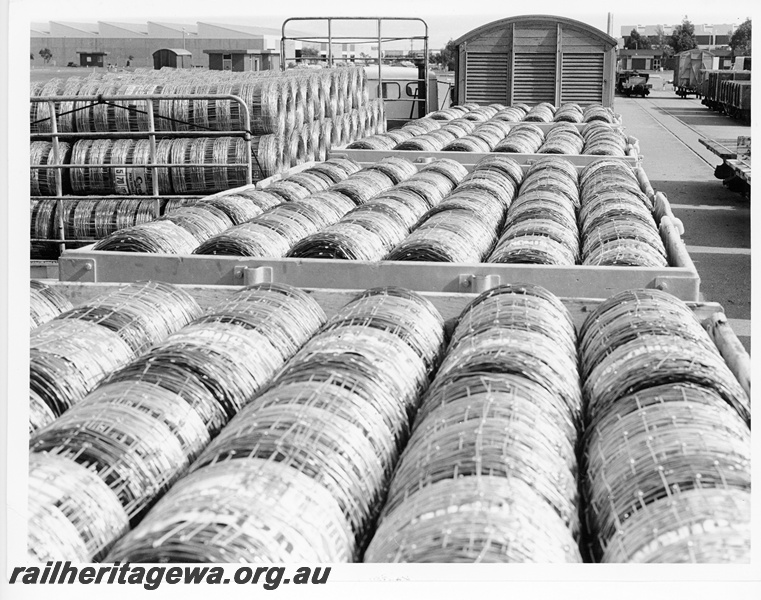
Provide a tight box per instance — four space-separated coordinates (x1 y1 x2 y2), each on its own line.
630 96 717 168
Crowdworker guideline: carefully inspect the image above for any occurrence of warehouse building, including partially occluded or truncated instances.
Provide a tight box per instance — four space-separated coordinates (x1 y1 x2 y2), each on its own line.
30 20 300 69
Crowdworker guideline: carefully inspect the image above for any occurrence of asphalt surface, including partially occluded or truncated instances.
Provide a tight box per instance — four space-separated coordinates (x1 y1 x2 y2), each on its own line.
614 88 751 351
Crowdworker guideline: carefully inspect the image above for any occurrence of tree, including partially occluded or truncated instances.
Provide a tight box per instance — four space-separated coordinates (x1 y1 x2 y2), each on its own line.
729 18 751 56
439 39 457 71
625 29 651 50
30 52 34 60
429 51 442 66
301 46 320 57
39 48 53 64
669 17 697 53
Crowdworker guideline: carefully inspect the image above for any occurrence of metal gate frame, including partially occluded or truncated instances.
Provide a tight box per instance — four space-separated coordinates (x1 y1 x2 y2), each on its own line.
30 93 254 254
280 17 429 118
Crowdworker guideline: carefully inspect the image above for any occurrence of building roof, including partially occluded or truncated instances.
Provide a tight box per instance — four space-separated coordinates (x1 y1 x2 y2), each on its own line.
203 48 261 54
49 21 100 36
98 21 149 36
155 48 193 55
200 22 282 37
455 14 617 48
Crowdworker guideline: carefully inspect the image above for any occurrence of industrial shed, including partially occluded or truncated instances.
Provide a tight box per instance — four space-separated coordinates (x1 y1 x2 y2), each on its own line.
453 15 617 107
152 48 192 69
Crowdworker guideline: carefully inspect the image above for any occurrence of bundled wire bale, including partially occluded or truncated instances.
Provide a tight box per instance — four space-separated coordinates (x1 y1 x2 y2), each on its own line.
579 289 750 423
579 160 651 207
387 159 514 263
194 164 358 257
92 220 198 254
582 122 628 156
365 284 582 563
193 194 269 226
579 162 665 267
30 282 200 422
579 291 750 562
488 158 580 265
30 77 66 134
492 106 528 122
28 452 130 562
582 385 750 563
54 280 202 356
158 205 233 244
553 103 584 123
106 287 444 562
523 102 557 122
30 284 326 563
30 319 134 419
493 123 545 154
30 280 74 330
30 390 57 436
30 141 72 195
286 159 418 261
57 198 157 241
538 122 585 155
583 104 618 123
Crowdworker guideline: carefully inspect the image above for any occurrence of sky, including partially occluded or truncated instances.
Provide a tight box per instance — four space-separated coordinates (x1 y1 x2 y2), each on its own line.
20 0 757 49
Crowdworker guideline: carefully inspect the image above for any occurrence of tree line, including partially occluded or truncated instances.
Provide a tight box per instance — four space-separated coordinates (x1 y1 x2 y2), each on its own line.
624 17 751 57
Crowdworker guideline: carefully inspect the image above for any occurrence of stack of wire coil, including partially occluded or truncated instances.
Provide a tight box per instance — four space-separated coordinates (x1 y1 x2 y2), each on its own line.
583 105 618 123
582 122 629 156
365 284 582 562
29 283 326 561
488 157 580 265
387 156 518 262
579 160 666 266
538 122 585 155
287 157 450 260
493 123 545 154
104 287 446 562
553 103 584 123
92 157 360 255
30 280 73 330
442 119 513 152
30 281 202 428
523 102 556 123
579 289 750 562
30 141 72 195
195 158 364 257
69 137 249 196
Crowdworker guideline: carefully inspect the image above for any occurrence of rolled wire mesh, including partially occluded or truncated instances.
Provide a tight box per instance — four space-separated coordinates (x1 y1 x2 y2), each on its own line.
92 220 199 254
583 104 617 123
583 122 628 156
30 284 327 561
31 141 72 196
159 205 234 244
554 103 584 123
30 319 135 418
105 287 443 562
286 162 423 260
30 390 57 436
523 102 557 122
54 280 202 356
579 161 665 266
581 382 751 563
365 284 582 562
493 123 545 154
488 157 580 265
492 106 527 122
28 452 130 562
538 123 585 155
578 289 749 424
30 280 74 330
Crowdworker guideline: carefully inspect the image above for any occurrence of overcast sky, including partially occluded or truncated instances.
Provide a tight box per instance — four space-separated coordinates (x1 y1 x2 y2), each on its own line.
20 0 755 48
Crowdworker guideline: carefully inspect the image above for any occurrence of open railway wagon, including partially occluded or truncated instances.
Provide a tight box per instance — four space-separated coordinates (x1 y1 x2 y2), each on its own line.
674 49 713 98
26 96 751 564
701 69 752 122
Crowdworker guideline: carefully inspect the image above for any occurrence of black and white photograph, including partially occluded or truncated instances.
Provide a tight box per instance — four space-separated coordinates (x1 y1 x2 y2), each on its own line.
1 0 758 598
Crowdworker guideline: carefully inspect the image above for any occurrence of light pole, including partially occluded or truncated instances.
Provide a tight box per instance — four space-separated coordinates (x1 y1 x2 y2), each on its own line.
182 28 186 51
